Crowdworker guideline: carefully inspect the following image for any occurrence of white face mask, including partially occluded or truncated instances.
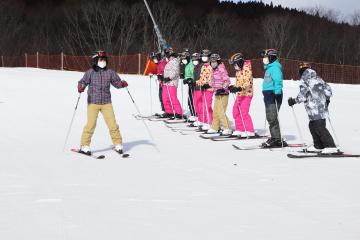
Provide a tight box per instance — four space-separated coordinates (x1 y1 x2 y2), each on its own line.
262 57 269 65
193 60 199 66
201 57 209 62
153 59 159 64
97 61 107 69
182 59 188 65
211 62 218 69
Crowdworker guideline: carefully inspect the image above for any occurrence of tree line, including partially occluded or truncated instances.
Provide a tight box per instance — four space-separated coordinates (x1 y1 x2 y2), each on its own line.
1 0 360 65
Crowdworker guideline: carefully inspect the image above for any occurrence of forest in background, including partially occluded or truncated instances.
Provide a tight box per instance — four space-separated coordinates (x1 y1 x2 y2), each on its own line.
1 0 360 65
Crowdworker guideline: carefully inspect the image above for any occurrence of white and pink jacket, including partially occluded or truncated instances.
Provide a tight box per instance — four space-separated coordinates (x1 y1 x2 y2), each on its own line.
210 63 230 93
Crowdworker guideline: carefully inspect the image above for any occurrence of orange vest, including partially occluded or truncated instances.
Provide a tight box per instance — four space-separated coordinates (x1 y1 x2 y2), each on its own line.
143 58 158 75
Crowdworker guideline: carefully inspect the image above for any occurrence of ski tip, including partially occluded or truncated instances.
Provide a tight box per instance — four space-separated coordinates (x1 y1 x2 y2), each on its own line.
122 153 130 158
97 155 106 159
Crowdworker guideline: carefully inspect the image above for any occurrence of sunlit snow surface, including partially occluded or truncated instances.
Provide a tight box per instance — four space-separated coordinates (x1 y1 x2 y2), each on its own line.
1 68 360 239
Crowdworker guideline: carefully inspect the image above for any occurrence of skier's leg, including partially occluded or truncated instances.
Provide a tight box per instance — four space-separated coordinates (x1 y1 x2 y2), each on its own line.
205 91 214 124
194 90 203 123
265 103 281 140
218 95 230 129
81 104 100 146
309 120 324 149
232 96 242 131
188 85 196 116
162 85 172 116
317 119 336 148
241 96 255 133
159 84 165 112
211 96 220 131
101 104 122 145
169 86 183 115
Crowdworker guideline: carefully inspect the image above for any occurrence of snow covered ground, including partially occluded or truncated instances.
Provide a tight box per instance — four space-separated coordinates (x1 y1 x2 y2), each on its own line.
1 67 360 240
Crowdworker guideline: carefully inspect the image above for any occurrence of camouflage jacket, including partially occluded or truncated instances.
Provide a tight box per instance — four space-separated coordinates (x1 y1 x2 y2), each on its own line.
295 69 332 121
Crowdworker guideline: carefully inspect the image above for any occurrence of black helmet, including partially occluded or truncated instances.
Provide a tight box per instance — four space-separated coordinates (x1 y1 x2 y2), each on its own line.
201 49 212 57
92 50 108 65
150 52 161 62
191 53 201 61
260 49 278 57
229 52 245 69
261 49 278 64
164 47 174 58
299 62 311 77
209 53 221 62
180 50 191 60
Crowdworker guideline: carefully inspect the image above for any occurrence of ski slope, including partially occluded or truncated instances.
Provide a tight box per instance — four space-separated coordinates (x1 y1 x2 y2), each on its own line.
1 67 360 240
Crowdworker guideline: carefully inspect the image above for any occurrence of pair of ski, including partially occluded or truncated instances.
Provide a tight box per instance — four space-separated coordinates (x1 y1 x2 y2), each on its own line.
231 144 360 158
134 114 187 124
71 148 130 159
200 133 267 141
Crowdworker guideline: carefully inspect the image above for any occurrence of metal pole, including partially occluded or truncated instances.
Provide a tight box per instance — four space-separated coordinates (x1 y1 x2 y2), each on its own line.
61 52 64 70
143 0 167 52
63 93 82 151
138 53 141 75
36 52 39 68
291 106 306 147
126 87 160 152
25 53 27 68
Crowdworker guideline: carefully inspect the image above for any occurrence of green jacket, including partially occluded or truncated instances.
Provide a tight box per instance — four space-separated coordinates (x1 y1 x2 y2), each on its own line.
262 60 283 95
184 62 194 79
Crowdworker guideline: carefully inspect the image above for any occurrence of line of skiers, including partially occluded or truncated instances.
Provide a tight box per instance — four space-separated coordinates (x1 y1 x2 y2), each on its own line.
148 47 339 154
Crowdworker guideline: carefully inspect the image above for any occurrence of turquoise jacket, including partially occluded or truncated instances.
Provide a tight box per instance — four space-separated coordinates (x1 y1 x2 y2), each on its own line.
184 62 194 79
262 60 283 95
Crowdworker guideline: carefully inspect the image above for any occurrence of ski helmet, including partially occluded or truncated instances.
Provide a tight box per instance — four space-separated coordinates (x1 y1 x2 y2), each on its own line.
209 53 221 62
298 62 311 77
260 49 278 64
164 47 174 58
150 52 161 62
191 53 201 61
92 50 108 66
229 53 245 67
201 49 212 57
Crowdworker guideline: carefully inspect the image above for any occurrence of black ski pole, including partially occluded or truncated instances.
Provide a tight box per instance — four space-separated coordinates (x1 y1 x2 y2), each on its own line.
126 87 160 152
63 93 81 151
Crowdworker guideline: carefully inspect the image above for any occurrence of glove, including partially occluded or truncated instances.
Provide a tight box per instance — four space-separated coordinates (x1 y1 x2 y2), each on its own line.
77 83 85 93
215 89 227 96
183 78 194 85
157 75 164 81
163 77 171 83
288 97 296 107
202 83 211 90
120 80 128 88
228 85 242 93
326 99 330 108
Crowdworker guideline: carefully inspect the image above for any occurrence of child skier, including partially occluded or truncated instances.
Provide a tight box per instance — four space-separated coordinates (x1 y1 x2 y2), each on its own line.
206 53 232 136
180 50 197 122
189 52 202 127
163 52 183 119
77 50 128 155
260 49 288 148
288 62 338 154
195 49 213 131
228 53 255 137
151 51 167 117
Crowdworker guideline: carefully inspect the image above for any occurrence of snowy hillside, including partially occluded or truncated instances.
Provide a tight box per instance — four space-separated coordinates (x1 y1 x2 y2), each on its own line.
1 68 360 240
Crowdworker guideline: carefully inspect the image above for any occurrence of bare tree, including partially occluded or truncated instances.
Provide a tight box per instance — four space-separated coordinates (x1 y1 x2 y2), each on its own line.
261 14 296 57
63 0 142 55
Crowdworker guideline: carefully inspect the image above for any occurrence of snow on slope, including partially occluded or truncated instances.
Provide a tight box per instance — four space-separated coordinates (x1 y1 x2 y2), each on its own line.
1 67 360 240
